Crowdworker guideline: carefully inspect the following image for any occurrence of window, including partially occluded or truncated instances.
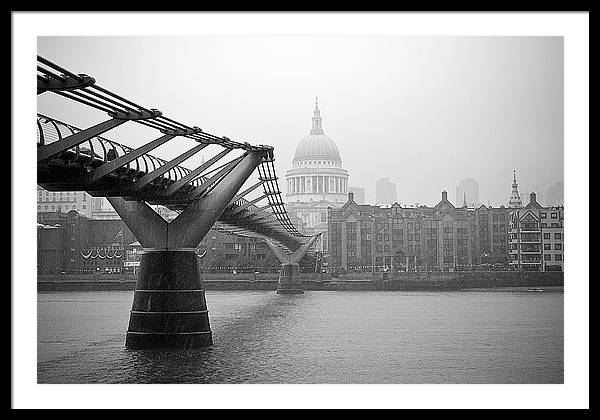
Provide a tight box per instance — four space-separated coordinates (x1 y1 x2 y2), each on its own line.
541 223 547 228
540 213 547 219
551 213 558 219
493 214 499 222
555 254 562 261
544 244 551 250
415 222 420 230
543 233 551 239
554 233 562 240
544 254 552 261
555 244 562 250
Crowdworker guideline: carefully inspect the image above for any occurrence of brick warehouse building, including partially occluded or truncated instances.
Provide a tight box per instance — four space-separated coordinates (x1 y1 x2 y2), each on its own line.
37 210 135 274
37 209 313 275
327 191 510 272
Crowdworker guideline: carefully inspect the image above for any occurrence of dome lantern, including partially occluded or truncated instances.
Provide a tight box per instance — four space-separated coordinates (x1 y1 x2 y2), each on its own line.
292 98 342 164
311 96 324 135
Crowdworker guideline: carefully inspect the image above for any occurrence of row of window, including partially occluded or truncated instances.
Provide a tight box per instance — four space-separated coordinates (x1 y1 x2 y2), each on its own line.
540 212 560 219
510 243 562 251
38 197 82 203
38 205 86 211
38 190 87 200
293 160 342 167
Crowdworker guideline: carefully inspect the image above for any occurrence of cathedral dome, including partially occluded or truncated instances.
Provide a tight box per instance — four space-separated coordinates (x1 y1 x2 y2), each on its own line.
292 98 341 163
293 133 341 163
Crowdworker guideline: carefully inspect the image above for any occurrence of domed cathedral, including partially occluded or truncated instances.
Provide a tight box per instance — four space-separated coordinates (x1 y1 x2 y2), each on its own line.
285 98 350 250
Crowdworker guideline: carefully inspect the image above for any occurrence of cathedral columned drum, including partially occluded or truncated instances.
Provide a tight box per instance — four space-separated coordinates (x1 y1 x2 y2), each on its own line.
285 98 350 251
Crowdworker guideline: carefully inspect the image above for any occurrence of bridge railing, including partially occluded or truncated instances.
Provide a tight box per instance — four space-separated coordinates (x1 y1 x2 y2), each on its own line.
37 114 204 188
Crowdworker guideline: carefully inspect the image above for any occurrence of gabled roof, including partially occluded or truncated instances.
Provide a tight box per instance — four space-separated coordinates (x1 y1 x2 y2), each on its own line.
520 211 539 222
524 200 543 210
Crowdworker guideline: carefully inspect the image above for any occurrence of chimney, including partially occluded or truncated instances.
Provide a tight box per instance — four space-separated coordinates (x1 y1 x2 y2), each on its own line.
442 190 448 201
348 192 354 203
530 192 537 204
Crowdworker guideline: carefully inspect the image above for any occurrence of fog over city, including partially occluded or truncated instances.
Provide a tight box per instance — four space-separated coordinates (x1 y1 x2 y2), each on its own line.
37 35 563 207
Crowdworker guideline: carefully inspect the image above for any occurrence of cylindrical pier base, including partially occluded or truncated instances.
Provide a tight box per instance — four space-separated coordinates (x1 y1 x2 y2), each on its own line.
125 250 212 349
277 263 304 294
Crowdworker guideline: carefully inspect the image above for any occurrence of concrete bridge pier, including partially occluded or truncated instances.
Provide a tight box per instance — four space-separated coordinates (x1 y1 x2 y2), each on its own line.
277 263 303 294
126 249 212 349
262 233 321 295
108 151 265 349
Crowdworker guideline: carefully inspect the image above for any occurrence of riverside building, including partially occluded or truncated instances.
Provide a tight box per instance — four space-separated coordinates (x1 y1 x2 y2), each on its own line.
508 192 564 271
327 191 510 272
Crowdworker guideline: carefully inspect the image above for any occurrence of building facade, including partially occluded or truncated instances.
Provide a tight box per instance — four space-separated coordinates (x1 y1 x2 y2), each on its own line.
285 98 350 250
37 210 135 274
37 210 307 275
508 192 564 271
37 186 99 219
328 191 510 272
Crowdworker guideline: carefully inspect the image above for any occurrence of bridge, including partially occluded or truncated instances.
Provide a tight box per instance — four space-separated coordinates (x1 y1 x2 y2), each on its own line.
37 56 321 349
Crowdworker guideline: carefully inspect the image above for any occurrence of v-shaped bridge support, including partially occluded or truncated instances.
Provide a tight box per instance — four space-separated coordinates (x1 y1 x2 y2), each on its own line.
262 233 321 294
106 151 265 349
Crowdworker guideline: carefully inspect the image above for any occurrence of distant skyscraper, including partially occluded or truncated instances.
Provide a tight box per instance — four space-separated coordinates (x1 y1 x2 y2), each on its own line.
508 170 523 208
348 186 365 204
375 177 397 204
545 181 564 206
455 177 480 207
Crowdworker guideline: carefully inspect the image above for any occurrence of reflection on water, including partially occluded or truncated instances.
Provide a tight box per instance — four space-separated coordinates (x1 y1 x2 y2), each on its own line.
38 289 563 383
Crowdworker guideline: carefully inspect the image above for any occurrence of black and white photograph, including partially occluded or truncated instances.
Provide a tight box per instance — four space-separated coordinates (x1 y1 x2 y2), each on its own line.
12 11 588 409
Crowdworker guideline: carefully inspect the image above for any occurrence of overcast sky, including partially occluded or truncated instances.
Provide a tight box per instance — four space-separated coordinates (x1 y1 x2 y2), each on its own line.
37 35 563 206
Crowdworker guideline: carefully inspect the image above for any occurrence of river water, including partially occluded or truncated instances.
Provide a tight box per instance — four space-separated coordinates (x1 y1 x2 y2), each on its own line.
37 289 563 383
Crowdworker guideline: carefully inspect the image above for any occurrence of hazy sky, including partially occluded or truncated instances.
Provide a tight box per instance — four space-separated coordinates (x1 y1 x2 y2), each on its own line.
37 35 563 206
